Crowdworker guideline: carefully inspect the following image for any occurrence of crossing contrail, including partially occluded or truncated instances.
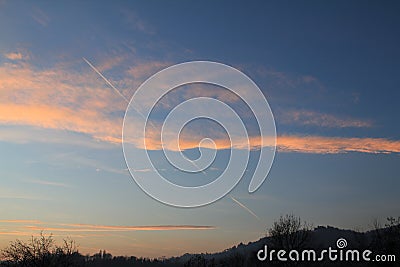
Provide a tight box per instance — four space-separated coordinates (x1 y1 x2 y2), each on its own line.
82 57 205 175
82 57 130 104
82 57 152 125
230 195 260 220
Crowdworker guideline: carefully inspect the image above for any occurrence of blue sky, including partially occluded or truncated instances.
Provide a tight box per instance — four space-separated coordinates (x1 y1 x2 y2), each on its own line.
0 0 400 258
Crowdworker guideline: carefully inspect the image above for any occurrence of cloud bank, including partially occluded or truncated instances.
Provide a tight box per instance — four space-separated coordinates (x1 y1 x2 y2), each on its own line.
0 56 398 155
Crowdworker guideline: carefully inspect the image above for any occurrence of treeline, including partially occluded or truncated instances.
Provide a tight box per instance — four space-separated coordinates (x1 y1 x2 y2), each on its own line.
1 215 399 267
1 251 182 267
0 234 181 267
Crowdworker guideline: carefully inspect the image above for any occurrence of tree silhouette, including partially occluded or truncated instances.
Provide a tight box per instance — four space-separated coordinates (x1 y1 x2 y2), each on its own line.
268 214 312 251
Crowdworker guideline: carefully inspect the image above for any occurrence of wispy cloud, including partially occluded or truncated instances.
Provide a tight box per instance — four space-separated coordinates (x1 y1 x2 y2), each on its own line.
26 179 70 188
0 103 122 142
0 220 216 236
130 128 400 155
132 168 153 173
139 131 400 155
126 61 169 79
277 135 400 154
278 110 372 128
29 224 216 232
4 52 28 61
31 7 50 27
48 152 128 176
0 231 35 237
0 193 50 201
0 59 125 144
0 220 42 224
96 56 126 72
120 9 155 34
0 125 114 149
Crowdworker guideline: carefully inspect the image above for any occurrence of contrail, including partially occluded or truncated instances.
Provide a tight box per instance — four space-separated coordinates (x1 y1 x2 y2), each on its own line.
83 57 204 175
82 58 258 211
82 57 130 104
230 196 260 220
82 57 151 125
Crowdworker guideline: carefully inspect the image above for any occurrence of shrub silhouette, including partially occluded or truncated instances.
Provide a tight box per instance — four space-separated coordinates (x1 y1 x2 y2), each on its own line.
1 232 78 267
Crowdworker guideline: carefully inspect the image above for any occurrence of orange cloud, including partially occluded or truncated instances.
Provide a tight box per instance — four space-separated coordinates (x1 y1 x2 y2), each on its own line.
0 103 121 142
4 52 26 60
137 130 400 155
277 135 400 154
0 61 125 144
0 57 181 146
1 57 399 155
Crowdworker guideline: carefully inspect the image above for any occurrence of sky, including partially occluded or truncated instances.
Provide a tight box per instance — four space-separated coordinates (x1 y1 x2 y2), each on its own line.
1 0 400 258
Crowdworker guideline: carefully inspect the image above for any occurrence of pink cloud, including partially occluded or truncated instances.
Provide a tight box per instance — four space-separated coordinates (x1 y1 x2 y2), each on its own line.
4 52 26 61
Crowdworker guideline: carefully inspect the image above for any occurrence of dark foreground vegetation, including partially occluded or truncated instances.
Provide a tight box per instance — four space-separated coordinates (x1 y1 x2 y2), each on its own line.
1 215 399 267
